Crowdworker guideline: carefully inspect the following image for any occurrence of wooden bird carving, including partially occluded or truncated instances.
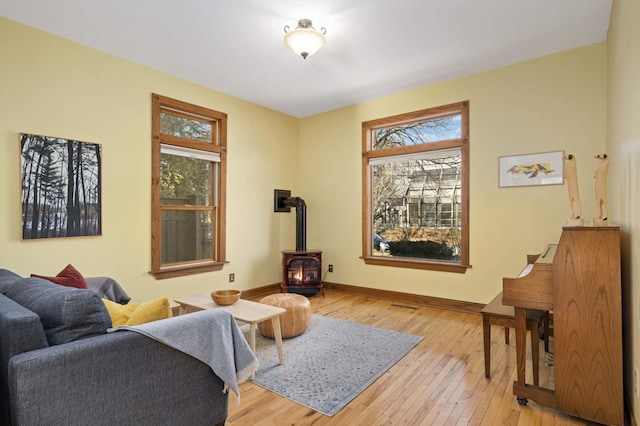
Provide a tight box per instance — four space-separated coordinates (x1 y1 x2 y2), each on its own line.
564 154 582 225
593 153 609 225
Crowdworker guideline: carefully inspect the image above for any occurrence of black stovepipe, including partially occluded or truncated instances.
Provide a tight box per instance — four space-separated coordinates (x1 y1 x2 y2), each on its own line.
283 196 306 251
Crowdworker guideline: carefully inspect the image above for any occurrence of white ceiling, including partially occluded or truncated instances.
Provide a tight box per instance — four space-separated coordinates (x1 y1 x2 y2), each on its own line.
1 0 612 118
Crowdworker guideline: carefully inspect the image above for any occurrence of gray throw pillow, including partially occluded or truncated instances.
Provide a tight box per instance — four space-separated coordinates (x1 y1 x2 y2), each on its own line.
5 277 112 345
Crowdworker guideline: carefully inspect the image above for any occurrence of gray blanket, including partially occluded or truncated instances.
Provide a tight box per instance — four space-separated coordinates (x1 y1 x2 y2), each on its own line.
109 309 259 401
86 276 131 304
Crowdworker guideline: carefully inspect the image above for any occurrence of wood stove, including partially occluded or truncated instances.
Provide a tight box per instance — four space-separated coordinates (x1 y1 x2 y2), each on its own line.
282 250 323 296
274 190 324 296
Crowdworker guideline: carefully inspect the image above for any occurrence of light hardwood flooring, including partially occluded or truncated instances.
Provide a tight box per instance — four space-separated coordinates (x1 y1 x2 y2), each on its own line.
226 290 597 425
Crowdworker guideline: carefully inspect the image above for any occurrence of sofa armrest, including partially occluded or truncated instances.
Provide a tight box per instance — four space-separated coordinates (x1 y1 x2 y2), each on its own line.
8 330 228 426
0 294 48 426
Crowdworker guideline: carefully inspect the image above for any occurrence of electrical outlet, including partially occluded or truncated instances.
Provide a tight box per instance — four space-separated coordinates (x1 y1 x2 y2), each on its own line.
328 264 333 272
635 368 639 397
229 273 235 283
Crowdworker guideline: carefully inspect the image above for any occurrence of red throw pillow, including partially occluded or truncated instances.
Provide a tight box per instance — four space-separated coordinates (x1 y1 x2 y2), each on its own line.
31 264 88 289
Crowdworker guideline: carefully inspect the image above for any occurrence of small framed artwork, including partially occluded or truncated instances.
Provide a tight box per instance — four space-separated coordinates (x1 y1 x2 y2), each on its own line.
20 133 102 239
498 150 564 188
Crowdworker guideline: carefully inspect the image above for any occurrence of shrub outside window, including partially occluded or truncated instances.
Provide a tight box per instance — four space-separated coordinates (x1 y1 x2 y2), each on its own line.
151 94 227 279
362 101 469 273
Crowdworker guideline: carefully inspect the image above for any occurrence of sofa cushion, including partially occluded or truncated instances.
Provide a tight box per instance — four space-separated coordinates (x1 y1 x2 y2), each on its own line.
0 269 22 294
31 264 88 289
5 277 112 345
103 297 172 327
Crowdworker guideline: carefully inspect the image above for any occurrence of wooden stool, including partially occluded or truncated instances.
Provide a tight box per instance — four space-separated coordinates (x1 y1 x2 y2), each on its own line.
258 293 311 338
481 291 549 385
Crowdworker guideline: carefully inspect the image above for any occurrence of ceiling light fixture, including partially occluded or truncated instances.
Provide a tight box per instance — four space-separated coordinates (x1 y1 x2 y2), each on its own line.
283 19 326 59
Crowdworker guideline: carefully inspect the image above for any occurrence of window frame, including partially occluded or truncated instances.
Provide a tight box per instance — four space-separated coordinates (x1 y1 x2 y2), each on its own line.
361 101 470 273
150 93 227 279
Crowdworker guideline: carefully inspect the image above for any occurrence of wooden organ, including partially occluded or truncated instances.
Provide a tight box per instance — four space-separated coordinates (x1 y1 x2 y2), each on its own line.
502 226 623 425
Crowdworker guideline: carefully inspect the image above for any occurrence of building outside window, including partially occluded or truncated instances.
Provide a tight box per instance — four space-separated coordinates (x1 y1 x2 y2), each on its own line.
362 101 469 273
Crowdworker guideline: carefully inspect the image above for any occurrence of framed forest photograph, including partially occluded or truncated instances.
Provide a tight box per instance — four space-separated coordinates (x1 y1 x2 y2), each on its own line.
20 133 102 240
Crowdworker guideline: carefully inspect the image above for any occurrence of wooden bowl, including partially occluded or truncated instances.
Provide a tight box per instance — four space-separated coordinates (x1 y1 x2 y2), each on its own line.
211 289 241 306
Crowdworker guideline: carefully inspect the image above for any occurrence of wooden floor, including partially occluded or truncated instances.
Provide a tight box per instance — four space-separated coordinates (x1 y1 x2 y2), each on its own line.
226 290 597 425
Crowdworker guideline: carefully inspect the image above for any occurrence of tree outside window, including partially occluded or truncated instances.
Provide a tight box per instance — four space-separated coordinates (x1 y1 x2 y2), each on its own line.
362 101 469 273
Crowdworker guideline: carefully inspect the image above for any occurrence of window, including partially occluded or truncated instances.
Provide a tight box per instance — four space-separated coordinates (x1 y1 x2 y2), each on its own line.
151 94 227 279
362 101 469 273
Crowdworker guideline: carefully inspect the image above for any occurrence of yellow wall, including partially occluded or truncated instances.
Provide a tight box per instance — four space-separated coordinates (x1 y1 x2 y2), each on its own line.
2 10 634 420
300 43 607 303
608 0 640 420
0 18 300 302
0 18 609 309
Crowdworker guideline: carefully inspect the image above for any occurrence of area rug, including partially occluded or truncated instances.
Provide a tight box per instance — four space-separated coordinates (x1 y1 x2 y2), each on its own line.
239 314 423 416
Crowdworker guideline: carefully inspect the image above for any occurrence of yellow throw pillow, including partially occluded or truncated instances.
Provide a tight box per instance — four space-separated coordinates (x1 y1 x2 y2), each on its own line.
103 299 137 327
126 297 172 326
103 297 172 327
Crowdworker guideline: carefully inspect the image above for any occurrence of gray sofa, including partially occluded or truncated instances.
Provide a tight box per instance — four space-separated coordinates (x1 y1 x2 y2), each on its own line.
0 269 228 426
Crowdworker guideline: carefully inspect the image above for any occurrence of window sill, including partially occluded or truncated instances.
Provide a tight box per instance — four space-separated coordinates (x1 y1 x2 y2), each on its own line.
361 256 470 273
150 261 227 280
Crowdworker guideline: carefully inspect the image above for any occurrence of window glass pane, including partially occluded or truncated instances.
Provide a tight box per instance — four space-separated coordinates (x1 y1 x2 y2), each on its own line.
372 150 462 261
160 111 213 143
161 210 213 264
152 94 227 277
372 114 461 150
160 153 212 206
